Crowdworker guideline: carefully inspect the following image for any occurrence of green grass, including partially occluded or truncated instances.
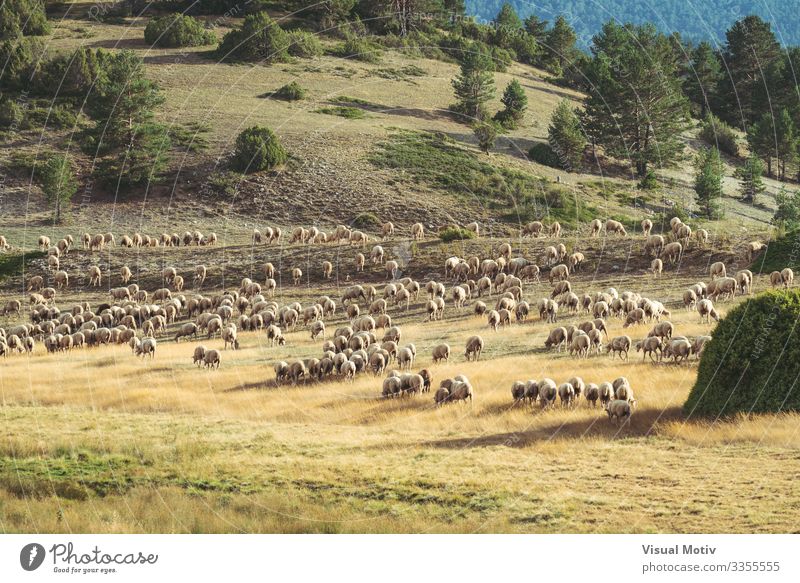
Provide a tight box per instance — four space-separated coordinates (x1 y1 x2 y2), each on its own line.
314 106 367 119
370 130 597 227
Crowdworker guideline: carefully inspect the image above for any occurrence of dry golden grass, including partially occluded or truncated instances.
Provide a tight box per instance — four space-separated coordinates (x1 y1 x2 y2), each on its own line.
2 283 799 533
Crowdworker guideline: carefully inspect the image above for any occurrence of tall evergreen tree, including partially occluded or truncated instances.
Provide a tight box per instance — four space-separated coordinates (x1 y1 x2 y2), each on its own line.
543 16 577 75
736 154 766 203
494 79 527 129
582 22 690 177
451 44 495 121
524 15 549 40
684 41 723 118
717 15 781 127
548 99 585 171
748 108 797 179
694 147 724 219
494 2 523 31
39 153 77 224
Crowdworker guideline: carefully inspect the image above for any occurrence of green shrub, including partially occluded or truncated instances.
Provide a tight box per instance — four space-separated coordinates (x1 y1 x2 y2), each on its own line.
144 15 215 48
528 142 561 168
699 113 739 157
0 95 23 128
0 0 50 40
351 212 381 230
638 169 659 190
439 226 476 242
271 81 307 101
216 12 290 63
230 126 287 173
287 30 323 58
25 104 78 129
314 106 365 119
331 36 381 63
685 291 800 417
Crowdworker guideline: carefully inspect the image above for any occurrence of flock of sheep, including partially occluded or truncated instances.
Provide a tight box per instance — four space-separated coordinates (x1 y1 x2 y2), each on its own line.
0 215 794 423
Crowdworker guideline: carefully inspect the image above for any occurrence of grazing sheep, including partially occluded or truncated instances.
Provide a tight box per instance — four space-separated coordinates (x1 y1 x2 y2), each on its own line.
411 222 424 241
735 270 753 295
292 267 303 285
644 235 665 257
569 333 590 359
598 382 614 407
607 335 631 360
549 222 561 238
781 268 794 288
606 400 631 425
136 337 157 359
558 382 576 407
589 219 602 237
434 387 450 406
381 222 394 239
87 266 102 287
544 327 568 352
194 265 207 287
551 280 571 299
549 263 570 283
683 289 698 310
641 219 653 237
192 345 207 366
623 308 646 328
746 241 767 262
695 228 709 247
661 242 683 265
650 258 663 277
121 265 132 284
697 299 719 324
464 335 484 361
664 337 692 363
432 343 450 363
203 348 221 369
605 219 627 237
709 261 726 280
585 383 600 407
54 270 69 289
537 378 557 409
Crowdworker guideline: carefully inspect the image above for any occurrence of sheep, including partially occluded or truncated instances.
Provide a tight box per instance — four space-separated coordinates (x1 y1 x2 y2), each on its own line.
623 308 646 328
194 265 207 287
537 378 557 409
87 266 102 287
735 270 753 295
710 277 737 301
589 218 602 237
521 221 544 238
598 382 614 407
606 400 631 425
558 382 576 407
411 222 424 241
448 379 473 404
662 242 683 264
432 343 450 364
545 327 568 352
464 335 484 361
664 336 692 363
222 326 240 350
648 321 674 340
397 347 415 370
568 252 585 272
635 336 662 362
381 222 394 239
569 333 590 359
54 270 69 289
548 263 569 283
291 267 303 286
549 222 561 238
644 235 665 257
175 322 199 343
370 245 385 265
781 268 794 288
551 281 571 299
677 223 692 245
607 335 631 360
605 219 627 237
641 219 653 237
683 289 698 310
650 258 663 277
385 260 399 280
709 261 726 280
434 387 450 406
695 299 719 324
192 345 207 366
136 337 157 359
746 241 767 262
203 348 221 369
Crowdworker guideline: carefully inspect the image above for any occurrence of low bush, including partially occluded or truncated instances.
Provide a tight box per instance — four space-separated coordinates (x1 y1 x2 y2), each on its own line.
144 15 215 48
230 126 287 173
271 81 307 101
216 12 290 63
685 291 800 416
439 226 476 242
331 36 381 63
287 30 323 58
528 142 561 168
699 113 739 157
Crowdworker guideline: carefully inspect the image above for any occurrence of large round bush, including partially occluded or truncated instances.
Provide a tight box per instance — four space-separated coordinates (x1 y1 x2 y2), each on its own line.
144 15 215 48
685 290 800 417
231 126 287 173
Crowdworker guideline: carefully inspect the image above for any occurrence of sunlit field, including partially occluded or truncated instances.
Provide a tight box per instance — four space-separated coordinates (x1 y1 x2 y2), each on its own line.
1 247 798 533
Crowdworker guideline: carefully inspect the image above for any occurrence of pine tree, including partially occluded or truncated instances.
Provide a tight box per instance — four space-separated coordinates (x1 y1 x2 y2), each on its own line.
451 44 495 122
494 2 522 31
494 79 527 129
774 108 797 180
548 99 585 171
544 16 577 75
718 16 781 127
524 15 549 40
736 155 766 203
694 147 724 219
582 22 689 177
39 153 77 223
685 41 722 118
